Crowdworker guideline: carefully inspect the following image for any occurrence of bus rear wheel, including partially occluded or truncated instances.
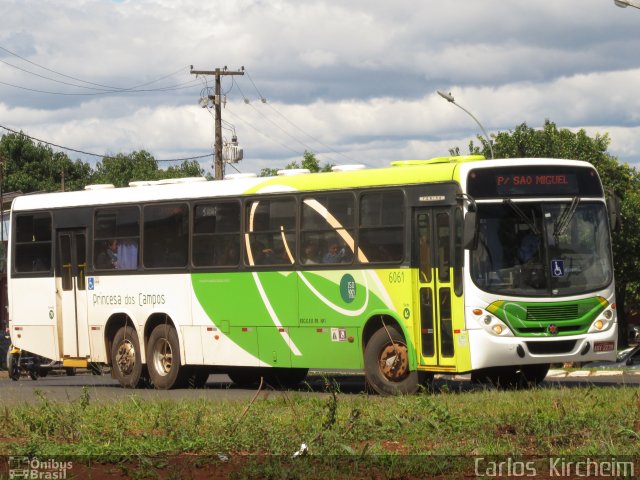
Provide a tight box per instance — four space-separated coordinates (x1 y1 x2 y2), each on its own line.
265 368 309 388
111 326 145 388
146 324 183 390
7 350 20 381
227 367 263 387
364 326 420 395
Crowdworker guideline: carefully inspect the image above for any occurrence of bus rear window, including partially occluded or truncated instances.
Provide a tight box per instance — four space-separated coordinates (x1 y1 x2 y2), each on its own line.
14 213 52 273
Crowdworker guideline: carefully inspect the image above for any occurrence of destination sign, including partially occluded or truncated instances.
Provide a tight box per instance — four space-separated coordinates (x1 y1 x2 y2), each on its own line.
467 166 603 198
495 173 578 195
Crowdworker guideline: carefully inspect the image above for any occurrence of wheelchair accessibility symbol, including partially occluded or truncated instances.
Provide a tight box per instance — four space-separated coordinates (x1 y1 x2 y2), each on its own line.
551 260 565 277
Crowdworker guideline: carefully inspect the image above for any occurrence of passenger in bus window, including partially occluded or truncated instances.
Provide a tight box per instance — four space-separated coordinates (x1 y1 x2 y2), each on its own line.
117 239 138 269
252 241 276 265
303 242 319 264
219 241 240 266
322 242 345 264
517 230 540 264
96 239 118 269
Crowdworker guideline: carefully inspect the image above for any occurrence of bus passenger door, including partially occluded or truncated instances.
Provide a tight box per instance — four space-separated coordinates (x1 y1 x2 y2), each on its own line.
414 208 457 370
56 229 90 359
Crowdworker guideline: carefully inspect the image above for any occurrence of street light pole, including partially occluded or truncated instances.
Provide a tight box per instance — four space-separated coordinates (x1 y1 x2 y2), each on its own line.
437 90 494 159
614 0 640 9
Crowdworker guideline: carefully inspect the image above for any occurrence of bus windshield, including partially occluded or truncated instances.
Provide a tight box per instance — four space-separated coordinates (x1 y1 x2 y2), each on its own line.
471 201 613 296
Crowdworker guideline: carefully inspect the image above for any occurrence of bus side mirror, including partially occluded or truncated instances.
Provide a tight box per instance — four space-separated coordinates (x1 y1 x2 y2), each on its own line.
463 211 478 250
606 191 621 232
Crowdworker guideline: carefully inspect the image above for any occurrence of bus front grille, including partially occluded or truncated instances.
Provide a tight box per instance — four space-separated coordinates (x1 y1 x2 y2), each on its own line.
525 340 577 355
526 304 579 321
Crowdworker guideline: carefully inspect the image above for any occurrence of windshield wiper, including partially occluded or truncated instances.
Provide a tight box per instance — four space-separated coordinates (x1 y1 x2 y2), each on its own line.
553 196 580 239
503 199 540 235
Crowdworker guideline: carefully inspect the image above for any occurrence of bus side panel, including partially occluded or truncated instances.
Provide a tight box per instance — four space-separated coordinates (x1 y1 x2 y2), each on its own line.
9 277 59 360
192 271 298 367
88 273 195 364
292 269 407 370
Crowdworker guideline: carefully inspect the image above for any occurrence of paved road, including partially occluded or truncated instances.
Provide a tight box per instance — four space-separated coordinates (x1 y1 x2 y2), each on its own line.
0 369 638 405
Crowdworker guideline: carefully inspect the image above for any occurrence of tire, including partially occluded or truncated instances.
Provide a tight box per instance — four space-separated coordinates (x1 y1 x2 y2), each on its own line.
471 367 519 388
364 326 420 395
65 367 76 377
29 369 39 381
264 368 309 388
227 367 262 387
519 364 550 387
7 349 20 381
89 362 103 375
146 324 183 390
111 325 145 388
182 367 210 389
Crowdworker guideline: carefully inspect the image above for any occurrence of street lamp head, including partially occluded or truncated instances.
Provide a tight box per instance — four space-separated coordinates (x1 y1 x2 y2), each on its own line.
436 89 494 159
614 0 628 7
437 90 455 103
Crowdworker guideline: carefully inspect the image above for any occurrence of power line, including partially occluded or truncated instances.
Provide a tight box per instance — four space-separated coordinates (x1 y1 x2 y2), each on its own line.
0 77 201 96
241 71 353 163
0 124 212 163
0 44 194 93
224 105 304 158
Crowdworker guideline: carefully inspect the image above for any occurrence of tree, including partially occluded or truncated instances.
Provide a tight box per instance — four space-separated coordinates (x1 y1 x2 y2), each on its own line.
454 120 640 346
92 150 204 187
0 132 92 193
259 150 333 177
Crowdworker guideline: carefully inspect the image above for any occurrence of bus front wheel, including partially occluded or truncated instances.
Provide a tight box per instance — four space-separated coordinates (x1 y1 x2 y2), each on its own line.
111 326 145 388
519 364 550 386
146 324 182 390
364 326 420 395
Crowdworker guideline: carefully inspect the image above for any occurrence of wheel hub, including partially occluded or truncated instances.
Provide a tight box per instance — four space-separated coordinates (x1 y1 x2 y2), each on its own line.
379 342 409 381
116 340 135 375
152 338 173 376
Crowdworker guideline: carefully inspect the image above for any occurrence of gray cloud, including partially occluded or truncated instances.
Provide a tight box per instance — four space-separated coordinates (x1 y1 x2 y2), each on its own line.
0 0 639 175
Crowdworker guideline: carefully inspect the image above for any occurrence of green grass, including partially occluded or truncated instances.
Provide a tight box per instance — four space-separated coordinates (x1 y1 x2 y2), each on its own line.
1 384 638 478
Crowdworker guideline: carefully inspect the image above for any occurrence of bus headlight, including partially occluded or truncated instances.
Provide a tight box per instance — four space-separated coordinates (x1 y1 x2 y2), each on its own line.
473 309 513 336
589 313 614 333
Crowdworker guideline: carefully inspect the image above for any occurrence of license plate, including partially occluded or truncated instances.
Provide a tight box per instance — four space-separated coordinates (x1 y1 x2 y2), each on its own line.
593 341 615 352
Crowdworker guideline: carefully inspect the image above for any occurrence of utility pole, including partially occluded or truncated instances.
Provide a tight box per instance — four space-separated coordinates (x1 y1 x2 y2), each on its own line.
190 66 245 180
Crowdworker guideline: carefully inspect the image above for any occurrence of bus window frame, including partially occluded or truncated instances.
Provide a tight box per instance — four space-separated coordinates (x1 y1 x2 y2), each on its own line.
93 205 141 272
12 211 54 276
192 199 242 269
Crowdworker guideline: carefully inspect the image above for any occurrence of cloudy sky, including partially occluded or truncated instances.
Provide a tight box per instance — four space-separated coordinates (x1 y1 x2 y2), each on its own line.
1 0 639 176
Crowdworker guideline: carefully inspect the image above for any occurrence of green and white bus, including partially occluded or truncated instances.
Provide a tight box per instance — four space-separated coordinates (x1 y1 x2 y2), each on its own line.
7 155 618 394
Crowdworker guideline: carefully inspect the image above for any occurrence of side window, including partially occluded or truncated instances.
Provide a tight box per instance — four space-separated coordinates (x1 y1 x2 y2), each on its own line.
436 212 450 282
143 204 189 268
358 191 405 263
193 201 241 267
301 194 355 265
245 197 296 266
454 207 463 296
94 207 140 270
14 213 52 273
